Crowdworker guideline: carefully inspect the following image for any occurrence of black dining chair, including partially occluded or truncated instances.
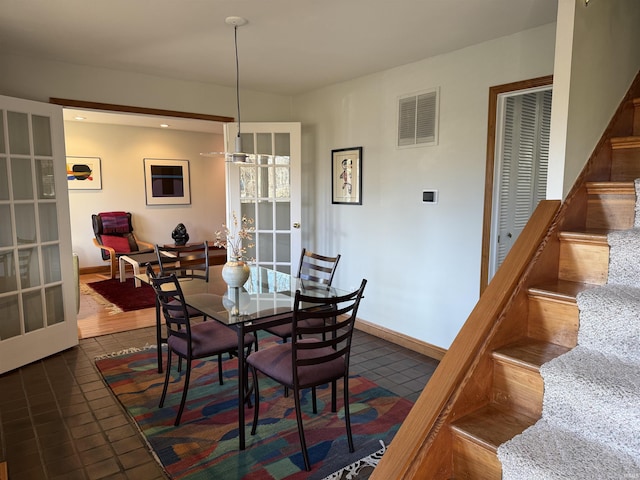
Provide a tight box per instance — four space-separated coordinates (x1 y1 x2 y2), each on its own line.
260 248 341 343
148 269 256 426
155 242 210 282
152 242 209 373
246 279 367 471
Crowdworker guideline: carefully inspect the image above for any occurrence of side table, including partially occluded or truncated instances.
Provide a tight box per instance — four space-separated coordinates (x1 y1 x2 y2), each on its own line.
119 252 160 287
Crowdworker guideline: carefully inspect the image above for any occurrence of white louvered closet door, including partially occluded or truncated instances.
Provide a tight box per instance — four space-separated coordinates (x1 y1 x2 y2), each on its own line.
489 88 552 279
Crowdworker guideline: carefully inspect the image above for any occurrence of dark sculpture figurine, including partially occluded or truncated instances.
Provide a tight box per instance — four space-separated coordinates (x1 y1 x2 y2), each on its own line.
171 223 189 246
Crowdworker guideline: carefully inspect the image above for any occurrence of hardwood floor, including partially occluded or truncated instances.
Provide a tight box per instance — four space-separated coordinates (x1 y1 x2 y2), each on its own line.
77 273 157 339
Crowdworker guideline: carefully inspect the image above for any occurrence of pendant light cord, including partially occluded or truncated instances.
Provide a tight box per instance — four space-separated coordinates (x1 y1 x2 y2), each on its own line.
234 24 241 137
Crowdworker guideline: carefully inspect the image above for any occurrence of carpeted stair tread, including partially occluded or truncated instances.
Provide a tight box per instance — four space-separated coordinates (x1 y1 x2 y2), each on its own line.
577 285 640 360
498 419 640 479
540 346 640 458
607 228 640 286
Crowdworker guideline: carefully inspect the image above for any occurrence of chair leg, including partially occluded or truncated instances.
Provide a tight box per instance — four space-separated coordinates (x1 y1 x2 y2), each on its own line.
159 349 173 408
343 376 354 453
155 298 163 374
312 386 317 414
175 358 192 426
217 354 224 385
250 365 260 435
331 379 337 412
110 256 117 279
293 386 311 471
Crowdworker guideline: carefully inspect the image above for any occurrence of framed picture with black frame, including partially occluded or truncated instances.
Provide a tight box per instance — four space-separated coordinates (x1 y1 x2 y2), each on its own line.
331 147 362 205
143 158 191 205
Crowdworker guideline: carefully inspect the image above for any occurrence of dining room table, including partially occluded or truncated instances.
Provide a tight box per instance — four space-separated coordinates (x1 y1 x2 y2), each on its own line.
137 263 352 450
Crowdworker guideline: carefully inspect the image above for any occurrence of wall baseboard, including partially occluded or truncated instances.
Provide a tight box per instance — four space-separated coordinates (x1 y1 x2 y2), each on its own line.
355 318 447 361
79 265 111 275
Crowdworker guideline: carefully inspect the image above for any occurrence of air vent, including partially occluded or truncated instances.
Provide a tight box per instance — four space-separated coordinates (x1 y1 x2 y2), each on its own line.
397 88 439 148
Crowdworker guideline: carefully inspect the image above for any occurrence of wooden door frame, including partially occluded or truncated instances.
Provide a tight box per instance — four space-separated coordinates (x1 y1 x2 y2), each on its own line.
49 97 234 123
480 75 553 294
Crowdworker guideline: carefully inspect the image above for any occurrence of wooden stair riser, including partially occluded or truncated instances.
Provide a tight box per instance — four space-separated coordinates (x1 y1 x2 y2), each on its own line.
610 137 640 181
633 98 640 136
586 182 635 230
527 295 579 348
492 360 542 418
558 237 608 284
452 436 502 480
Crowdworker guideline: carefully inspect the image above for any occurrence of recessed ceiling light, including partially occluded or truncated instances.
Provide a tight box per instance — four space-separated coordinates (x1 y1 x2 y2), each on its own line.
74 116 86 121
160 123 170 128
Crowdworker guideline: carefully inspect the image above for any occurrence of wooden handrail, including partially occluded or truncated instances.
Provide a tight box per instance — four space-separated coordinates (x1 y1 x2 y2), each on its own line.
370 199 561 479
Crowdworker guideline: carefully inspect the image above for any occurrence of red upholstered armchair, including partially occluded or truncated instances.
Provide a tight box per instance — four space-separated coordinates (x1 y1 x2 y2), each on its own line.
92 212 154 278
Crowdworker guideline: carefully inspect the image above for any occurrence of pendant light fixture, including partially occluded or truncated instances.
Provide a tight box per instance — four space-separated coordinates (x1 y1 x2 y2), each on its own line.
201 16 251 164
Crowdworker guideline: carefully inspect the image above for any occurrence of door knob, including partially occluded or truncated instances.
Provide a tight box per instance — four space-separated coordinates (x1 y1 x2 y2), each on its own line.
293 223 301 229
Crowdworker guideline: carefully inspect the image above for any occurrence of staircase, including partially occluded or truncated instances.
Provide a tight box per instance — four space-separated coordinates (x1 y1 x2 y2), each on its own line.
449 99 640 479
371 77 640 479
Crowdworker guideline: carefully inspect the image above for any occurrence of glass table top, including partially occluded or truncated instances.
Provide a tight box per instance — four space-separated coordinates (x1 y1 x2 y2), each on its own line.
138 265 350 326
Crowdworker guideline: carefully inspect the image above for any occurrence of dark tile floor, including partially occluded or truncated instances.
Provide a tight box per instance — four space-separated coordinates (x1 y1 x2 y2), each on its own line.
0 327 440 480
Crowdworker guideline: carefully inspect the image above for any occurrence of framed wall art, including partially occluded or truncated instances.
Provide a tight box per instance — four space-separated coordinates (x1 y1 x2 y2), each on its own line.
67 156 102 190
331 147 362 205
143 158 191 205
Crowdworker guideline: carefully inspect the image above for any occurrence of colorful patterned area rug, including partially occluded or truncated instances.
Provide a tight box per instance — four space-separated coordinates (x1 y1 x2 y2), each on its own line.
95 347 413 479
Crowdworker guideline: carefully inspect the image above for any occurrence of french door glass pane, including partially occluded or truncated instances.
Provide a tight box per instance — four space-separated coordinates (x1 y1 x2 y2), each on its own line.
7 111 30 155
0 111 4 153
258 233 273 261
19 247 40 288
15 204 36 243
36 159 56 199
23 290 44 333
42 245 61 283
257 165 269 198
0 251 17 293
45 285 64 326
240 168 256 198
258 202 273 230
0 206 12 246
276 233 290 262
0 295 20 339
0 158 8 200
11 158 34 200
32 115 52 156
274 133 290 156
275 167 289 197
39 204 59 242
256 133 272 156
275 203 290 230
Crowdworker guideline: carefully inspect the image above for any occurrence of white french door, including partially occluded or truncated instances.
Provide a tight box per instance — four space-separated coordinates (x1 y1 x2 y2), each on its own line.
225 122 301 274
0 95 77 374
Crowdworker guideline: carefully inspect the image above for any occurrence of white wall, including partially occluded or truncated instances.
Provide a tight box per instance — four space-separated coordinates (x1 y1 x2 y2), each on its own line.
548 0 640 199
293 24 556 349
0 52 293 122
65 121 226 269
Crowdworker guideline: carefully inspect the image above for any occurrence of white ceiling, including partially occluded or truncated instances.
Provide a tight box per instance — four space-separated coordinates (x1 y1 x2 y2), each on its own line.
1 0 557 130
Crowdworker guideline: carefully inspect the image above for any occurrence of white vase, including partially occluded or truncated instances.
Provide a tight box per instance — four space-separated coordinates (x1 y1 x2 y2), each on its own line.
221 257 251 288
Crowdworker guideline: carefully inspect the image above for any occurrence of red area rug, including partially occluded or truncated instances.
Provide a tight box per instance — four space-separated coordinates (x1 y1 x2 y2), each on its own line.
96 347 413 479
85 278 156 312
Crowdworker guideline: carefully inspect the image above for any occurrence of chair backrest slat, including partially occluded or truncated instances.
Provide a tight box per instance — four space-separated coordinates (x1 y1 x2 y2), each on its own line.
155 242 209 282
297 248 341 286
290 279 366 377
146 265 192 343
